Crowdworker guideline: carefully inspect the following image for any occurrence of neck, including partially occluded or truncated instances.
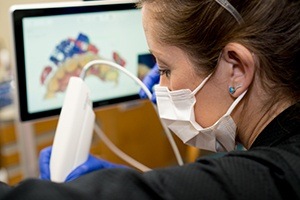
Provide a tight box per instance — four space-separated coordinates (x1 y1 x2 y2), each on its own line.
235 98 293 149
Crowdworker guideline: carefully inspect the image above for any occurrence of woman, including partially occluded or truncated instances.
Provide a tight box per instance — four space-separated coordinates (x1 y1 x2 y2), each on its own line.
1 0 299 199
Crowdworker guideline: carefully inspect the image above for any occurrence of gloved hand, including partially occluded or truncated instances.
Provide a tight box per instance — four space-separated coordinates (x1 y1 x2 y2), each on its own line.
139 63 160 104
39 146 126 182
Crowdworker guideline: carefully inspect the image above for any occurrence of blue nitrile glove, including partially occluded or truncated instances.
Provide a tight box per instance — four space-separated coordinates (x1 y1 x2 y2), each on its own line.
65 155 126 182
39 146 52 180
39 146 126 182
139 63 159 104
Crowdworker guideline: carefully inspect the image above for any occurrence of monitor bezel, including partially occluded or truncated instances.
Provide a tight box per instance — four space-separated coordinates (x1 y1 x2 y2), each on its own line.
10 0 143 122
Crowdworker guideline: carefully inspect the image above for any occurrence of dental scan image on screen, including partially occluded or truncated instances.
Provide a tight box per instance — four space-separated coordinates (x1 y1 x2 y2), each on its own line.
21 9 153 116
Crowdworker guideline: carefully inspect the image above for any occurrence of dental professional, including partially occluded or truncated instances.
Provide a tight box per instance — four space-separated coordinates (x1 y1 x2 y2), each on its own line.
0 0 300 199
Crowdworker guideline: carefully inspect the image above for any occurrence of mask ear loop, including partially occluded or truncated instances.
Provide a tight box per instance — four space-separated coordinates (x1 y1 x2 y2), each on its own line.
191 49 226 96
215 0 244 25
191 73 213 96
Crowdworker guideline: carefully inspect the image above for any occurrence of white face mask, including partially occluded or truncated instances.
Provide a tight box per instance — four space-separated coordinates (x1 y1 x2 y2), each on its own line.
154 74 246 152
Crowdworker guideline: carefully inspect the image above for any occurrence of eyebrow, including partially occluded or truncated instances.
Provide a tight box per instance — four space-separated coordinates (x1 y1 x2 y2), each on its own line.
148 49 169 67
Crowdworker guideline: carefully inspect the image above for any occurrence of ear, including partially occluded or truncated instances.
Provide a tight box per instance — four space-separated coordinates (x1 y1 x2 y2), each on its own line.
222 43 256 97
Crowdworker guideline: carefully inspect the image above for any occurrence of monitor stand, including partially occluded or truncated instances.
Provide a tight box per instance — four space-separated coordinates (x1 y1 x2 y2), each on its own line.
15 121 38 178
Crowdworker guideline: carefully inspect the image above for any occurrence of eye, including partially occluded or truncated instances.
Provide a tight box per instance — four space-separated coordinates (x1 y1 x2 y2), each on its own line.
158 69 171 78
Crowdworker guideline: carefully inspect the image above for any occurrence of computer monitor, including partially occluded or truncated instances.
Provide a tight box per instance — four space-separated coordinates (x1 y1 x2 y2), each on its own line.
10 0 155 122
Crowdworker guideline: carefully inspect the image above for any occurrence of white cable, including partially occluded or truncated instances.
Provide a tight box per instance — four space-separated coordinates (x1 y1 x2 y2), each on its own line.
94 122 151 172
151 104 184 166
80 60 152 99
81 59 184 168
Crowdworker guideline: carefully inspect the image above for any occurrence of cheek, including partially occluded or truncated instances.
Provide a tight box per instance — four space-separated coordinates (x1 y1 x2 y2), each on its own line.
169 71 198 91
159 75 186 90
170 77 189 90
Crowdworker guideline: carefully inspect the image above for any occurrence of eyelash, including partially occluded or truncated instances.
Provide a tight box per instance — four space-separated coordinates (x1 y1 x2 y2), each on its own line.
158 69 171 78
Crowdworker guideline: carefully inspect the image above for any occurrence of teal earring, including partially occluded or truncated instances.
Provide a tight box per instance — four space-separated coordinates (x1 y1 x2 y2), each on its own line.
229 85 242 94
229 86 236 94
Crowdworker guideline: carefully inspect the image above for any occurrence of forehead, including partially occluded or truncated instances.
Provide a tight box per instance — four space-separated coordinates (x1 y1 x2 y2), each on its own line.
141 5 157 37
141 4 204 89
141 4 169 56
142 5 195 67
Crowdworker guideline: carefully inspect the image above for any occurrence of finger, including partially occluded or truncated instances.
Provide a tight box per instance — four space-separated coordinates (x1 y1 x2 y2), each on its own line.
65 156 127 182
65 155 103 182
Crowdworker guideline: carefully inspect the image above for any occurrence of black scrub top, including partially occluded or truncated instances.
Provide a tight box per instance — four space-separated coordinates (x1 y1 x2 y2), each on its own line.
0 103 299 200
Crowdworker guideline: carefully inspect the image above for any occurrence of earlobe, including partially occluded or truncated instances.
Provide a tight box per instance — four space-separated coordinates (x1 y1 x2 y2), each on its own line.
222 43 256 97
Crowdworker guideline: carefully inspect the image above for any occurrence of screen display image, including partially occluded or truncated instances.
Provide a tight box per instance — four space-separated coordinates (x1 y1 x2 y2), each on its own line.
11 1 155 122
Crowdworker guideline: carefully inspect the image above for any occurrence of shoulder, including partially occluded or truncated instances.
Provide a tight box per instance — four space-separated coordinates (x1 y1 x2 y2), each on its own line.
190 146 300 198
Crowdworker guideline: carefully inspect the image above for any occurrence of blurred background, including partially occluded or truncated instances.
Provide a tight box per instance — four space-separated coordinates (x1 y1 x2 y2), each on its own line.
0 0 204 186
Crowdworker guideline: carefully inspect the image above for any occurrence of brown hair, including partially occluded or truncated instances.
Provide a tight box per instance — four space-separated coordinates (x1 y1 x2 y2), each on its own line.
137 0 300 104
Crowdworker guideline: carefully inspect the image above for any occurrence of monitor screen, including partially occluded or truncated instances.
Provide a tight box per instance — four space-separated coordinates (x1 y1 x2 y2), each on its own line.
10 0 155 122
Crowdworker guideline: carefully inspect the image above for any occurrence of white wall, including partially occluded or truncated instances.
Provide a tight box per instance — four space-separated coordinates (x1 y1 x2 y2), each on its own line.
0 0 79 51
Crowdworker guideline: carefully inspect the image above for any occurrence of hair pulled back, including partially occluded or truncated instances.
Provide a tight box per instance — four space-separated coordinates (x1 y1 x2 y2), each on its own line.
138 0 300 103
